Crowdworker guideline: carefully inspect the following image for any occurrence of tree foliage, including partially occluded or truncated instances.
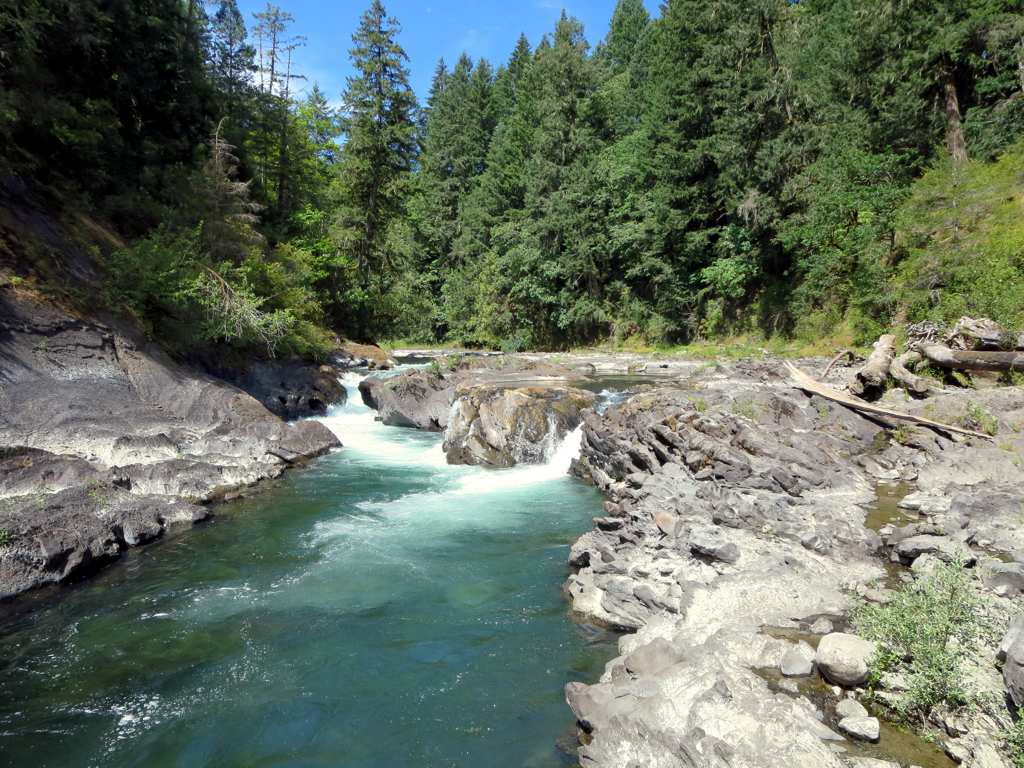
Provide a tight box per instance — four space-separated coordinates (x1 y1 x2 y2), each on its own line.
3 0 1023 355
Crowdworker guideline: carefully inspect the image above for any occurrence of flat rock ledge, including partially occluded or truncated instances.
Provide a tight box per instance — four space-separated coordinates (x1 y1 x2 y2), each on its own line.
0 291 340 598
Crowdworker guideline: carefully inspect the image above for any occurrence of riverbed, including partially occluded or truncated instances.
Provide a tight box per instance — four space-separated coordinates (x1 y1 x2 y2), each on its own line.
0 373 615 767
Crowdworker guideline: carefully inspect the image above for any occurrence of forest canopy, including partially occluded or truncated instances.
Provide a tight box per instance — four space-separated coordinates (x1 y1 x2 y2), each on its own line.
2 0 1023 356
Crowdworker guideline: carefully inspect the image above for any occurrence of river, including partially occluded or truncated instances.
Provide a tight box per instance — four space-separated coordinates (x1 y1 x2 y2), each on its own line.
0 371 616 767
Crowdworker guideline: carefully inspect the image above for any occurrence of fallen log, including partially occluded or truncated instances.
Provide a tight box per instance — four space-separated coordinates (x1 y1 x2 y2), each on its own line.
919 344 1024 373
890 351 931 397
785 362 992 441
849 334 896 398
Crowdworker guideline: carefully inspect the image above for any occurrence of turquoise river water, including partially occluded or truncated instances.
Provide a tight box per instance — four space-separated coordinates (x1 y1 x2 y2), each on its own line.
0 372 617 767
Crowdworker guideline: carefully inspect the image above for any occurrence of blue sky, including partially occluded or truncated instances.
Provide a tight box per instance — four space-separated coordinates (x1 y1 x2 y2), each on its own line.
234 0 661 104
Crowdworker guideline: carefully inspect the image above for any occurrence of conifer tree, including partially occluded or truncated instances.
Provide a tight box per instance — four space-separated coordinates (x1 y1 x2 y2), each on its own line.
331 0 418 322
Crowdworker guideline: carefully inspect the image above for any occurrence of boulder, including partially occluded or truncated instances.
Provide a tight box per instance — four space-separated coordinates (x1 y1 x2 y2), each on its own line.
781 644 815 677
837 715 880 742
358 369 454 431
984 562 1024 597
999 615 1024 663
443 384 596 467
216 359 347 420
815 633 876 687
895 534 976 566
623 638 682 677
835 698 869 720
1003 631 1024 707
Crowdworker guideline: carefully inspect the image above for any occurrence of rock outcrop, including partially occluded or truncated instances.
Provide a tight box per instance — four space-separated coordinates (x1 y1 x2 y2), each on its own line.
563 364 888 766
561 359 1024 768
359 368 453 431
443 384 596 467
0 290 340 597
357 356 596 465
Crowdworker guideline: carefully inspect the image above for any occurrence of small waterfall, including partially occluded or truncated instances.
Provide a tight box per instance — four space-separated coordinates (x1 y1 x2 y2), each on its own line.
319 369 585 494
539 411 559 462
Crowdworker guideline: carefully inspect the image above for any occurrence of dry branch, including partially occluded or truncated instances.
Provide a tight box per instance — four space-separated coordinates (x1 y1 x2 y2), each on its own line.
822 349 855 379
785 362 992 441
849 334 896 398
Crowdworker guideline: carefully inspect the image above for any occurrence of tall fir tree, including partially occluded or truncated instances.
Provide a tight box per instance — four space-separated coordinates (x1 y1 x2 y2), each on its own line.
331 0 418 330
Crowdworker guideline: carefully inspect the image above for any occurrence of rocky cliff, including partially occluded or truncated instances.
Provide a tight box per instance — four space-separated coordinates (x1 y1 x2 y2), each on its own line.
0 289 340 597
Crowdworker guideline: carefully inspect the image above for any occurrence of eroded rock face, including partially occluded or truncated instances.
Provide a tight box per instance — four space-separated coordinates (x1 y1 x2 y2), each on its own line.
443 385 596 467
0 291 340 597
223 360 347 420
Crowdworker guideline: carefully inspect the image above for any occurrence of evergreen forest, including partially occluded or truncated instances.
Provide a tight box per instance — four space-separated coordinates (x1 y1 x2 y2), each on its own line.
3 0 1024 356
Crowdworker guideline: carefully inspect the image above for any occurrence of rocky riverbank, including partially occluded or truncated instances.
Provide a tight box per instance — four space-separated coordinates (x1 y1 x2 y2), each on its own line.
562 356 1024 768
0 289 346 598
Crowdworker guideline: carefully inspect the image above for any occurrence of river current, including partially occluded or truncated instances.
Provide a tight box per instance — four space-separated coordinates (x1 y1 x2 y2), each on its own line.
0 372 616 767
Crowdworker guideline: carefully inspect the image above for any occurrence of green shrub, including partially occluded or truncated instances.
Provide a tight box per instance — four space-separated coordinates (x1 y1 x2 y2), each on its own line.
0 529 11 546
855 560 984 721
962 402 999 436
1005 717 1024 768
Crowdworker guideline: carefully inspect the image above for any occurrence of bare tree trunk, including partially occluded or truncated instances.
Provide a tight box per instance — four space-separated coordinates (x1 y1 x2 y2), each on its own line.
849 334 896 398
944 74 968 167
920 344 1024 373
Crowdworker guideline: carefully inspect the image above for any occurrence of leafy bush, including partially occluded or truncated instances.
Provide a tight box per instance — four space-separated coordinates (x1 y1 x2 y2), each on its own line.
1005 716 1024 768
0 529 11 546
961 402 999 436
854 559 985 721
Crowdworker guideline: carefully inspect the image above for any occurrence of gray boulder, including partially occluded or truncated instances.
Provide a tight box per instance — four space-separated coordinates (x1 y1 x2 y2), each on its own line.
358 369 453 431
1003 631 1024 707
835 698 869 720
837 715 880 742
689 527 741 565
999 615 1024 663
816 633 876 687
781 644 815 677
895 534 976 566
984 562 1024 597
225 360 346 419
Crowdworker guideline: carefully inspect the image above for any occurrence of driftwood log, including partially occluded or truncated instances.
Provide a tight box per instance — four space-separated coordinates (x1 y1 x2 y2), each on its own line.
849 334 896 398
890 351 932 397
919 344 1024 373
786 362 992 441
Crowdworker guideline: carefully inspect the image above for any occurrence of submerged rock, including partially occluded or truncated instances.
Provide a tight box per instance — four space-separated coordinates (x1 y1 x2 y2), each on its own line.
443 385 596 467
